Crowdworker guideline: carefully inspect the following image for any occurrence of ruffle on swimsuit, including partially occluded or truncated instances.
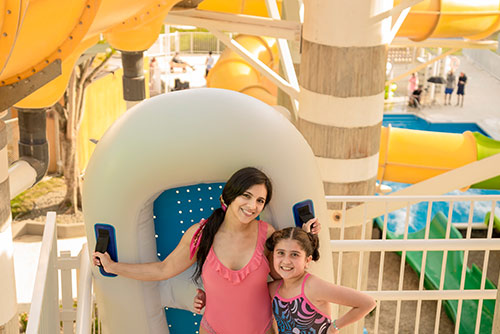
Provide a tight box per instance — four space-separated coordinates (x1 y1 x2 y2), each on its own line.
204 229 268 284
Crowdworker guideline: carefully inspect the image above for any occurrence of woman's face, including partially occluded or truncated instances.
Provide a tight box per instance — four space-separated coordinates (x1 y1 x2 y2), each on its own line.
227 183 267 224
273 239 312 280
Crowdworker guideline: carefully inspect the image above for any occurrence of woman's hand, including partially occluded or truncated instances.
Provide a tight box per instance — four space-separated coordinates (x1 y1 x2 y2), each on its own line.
193 288 206 314
92 251 114 273
302 218 321 234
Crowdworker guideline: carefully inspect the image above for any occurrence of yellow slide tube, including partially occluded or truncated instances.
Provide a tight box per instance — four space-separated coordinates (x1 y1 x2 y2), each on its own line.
377 126 478 185
206 35 279 105
397 0 500 41
202 0 281 105
0 0 180 107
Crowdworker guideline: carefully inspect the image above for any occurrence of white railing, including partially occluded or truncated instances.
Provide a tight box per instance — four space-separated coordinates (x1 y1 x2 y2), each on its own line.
327 195 500 334
26 212 94 334
26 212 60 334
148 31 230 56
26 195 500 333
75 243 96 334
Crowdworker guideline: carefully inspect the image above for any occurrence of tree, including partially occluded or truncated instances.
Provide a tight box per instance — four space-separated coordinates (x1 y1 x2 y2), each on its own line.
52 48 115 213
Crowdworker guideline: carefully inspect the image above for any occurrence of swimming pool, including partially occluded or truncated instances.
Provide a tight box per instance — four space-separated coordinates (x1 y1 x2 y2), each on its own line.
381 114 500 234
382 114 490 137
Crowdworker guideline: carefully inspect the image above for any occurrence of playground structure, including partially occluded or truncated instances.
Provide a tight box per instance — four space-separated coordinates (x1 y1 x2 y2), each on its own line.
1 0 500 333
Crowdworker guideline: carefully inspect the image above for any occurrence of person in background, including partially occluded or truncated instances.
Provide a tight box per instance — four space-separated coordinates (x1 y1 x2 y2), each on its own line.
205 51 214 77
408 73 418 96
409 84 423 109
170 52 194 72
456 72 467 107
444 70 456 105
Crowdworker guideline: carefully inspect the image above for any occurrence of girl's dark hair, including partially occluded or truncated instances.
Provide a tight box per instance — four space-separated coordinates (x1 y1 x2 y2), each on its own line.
265 227 320 261
193 167 273 282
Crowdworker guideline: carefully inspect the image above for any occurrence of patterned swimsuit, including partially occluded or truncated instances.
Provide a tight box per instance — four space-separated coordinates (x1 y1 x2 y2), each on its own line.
272 273 331 334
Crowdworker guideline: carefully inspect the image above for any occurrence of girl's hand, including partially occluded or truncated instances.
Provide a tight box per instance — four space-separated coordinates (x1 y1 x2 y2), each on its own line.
92 251 114 273
193 288 206 314
327 326 339 334
303 218 321 234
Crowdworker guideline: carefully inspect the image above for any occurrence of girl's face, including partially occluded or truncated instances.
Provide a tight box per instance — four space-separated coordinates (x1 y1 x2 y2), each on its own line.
227 183 267 224
273 239 312 280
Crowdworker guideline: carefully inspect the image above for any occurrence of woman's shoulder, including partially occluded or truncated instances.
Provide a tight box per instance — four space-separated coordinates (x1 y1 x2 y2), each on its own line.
183 219 206 240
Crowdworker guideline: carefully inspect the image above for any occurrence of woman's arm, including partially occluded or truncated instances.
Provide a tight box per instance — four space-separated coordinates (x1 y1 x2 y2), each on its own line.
92 223 199 281
306 275 376 333
264 223 282 280
302 218 320 234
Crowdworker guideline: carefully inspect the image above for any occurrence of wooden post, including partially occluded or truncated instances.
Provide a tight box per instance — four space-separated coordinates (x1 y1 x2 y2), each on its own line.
298 1 392 333
0 120 18 334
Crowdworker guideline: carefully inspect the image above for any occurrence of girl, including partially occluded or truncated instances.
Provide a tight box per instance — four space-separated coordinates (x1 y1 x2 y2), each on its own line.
266 227 376 334
93 167 319 334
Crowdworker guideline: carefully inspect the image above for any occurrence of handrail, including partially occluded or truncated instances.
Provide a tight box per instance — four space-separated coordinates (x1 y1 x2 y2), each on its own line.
26 212 58 334
75 243 93 334
331 239 500 252
331 153 500 226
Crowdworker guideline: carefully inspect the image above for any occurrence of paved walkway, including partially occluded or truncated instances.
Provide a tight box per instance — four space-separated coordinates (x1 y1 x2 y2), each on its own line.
13 234 87 305
387 54 500 139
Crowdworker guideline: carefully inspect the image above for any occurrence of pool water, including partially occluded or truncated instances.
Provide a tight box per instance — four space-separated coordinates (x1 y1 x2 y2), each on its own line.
382 114 489 137
380 114 500 235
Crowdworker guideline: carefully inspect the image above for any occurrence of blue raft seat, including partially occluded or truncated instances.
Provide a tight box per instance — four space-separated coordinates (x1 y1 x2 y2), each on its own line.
153 182 225 333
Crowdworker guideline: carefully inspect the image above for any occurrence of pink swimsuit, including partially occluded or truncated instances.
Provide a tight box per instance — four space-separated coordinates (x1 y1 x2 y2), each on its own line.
200 220 272 334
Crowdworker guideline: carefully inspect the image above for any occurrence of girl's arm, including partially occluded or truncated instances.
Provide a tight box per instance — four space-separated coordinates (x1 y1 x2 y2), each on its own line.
306 275 376 332
92 223 199 281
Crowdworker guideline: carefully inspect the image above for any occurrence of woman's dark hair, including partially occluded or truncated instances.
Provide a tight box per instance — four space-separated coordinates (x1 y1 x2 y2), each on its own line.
265 227 320 261
193 167 273 282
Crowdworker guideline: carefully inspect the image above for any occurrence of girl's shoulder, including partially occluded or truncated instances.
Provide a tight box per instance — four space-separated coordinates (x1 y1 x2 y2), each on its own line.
304 274 334 297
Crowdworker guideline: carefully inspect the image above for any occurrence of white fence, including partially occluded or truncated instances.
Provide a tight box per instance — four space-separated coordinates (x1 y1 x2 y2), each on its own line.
328 195 500 334
25 212 98 334
25 195 500 333
147 31 232 56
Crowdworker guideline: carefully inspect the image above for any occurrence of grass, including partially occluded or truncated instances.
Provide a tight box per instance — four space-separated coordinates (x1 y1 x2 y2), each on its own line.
10 176 65 219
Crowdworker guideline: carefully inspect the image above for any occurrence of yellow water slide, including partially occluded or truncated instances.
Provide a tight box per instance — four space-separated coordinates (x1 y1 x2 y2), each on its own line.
199 0 281 104
377 126 500 190
0 0 181 108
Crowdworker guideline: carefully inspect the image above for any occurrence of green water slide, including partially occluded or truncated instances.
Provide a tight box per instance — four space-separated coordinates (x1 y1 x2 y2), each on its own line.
484 212 500 233
472 132 500 190
375 212 496 333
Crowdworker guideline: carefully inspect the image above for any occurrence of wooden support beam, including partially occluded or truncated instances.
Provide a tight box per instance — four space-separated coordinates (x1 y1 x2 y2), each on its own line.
389 7 411 43
340 153 500 227
264 0 299 120
370 0 424 23
165 9 301 41
209 28 300 101
392 38 498 50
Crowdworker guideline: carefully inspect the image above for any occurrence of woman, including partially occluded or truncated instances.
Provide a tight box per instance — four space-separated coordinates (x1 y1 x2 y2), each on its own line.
93 167 319 334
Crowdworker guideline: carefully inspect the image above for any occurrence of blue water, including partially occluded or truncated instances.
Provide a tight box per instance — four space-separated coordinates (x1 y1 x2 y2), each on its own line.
380 114 500 235
382 114 490 137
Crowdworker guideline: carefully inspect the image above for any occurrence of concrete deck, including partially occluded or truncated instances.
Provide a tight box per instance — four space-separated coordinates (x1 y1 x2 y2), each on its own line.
386 54 500 139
